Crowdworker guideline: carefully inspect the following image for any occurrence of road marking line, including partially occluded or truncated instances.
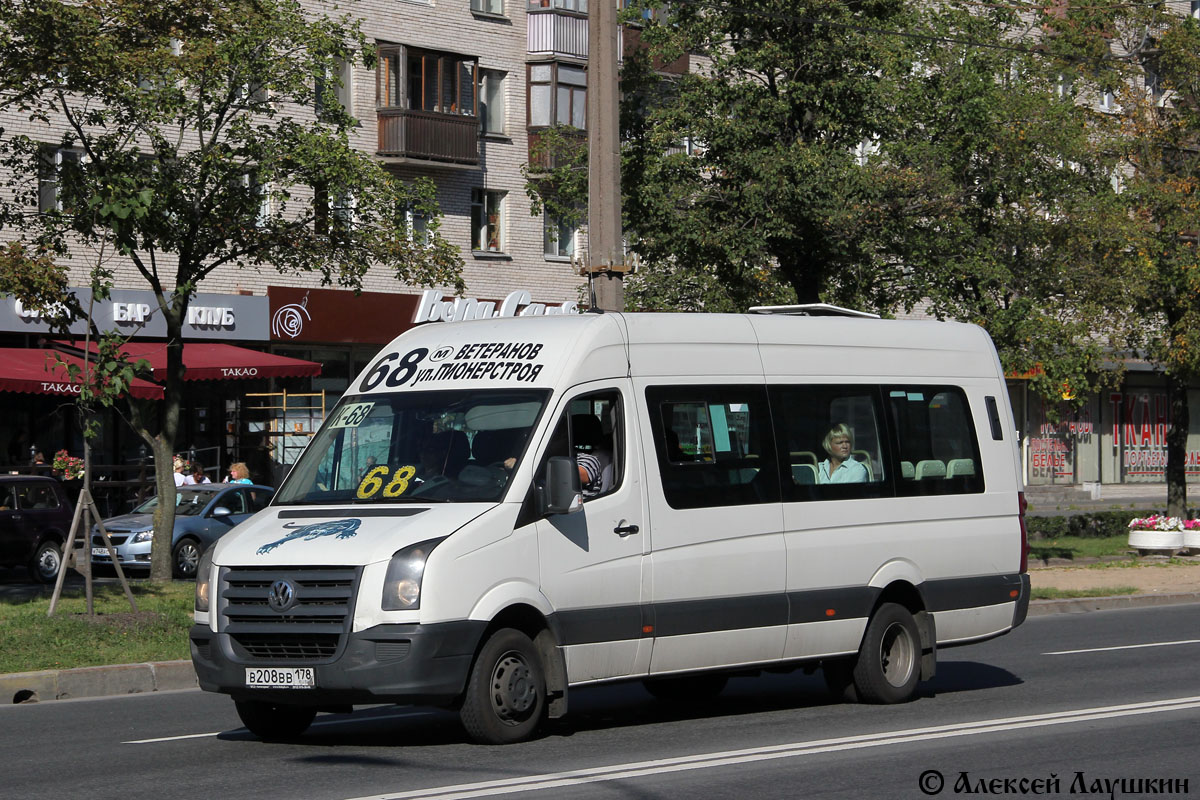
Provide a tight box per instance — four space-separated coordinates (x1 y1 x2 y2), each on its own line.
341 696 1200 800
1044 638 1200 656
122 710 435 744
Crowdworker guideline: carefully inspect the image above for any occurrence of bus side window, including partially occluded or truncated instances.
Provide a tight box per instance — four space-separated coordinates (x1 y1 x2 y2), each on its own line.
887 387 984 496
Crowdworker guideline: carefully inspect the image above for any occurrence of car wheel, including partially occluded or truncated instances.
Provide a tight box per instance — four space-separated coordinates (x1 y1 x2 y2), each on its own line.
172 538 202 579
234 699 317 741
460 628 546 744
642 673 728 702
850 602 922 704
28 539 63 584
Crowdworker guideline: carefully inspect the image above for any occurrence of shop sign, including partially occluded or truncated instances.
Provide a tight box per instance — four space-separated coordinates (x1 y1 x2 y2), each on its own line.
0 288 268 340
413 290 579 324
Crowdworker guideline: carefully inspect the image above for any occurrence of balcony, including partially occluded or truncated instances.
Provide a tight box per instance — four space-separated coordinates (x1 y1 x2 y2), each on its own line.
528 8 623 60
527 128 587 172
376 108 480 166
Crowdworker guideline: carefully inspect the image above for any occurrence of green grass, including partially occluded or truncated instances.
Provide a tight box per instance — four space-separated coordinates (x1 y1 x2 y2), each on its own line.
1027 534 1135 563
0 582 194 674
1031 586 1139 600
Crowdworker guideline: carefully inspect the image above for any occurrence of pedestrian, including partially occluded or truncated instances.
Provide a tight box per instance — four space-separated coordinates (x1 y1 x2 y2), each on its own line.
186 463 211 484
227 462 252 484
173 455 188 487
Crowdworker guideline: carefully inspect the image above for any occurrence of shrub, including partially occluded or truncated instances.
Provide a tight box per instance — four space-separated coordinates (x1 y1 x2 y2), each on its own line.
1025 508 1195 540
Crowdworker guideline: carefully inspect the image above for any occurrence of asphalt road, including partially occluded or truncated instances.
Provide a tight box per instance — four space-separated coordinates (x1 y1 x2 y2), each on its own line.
4 604 1199 800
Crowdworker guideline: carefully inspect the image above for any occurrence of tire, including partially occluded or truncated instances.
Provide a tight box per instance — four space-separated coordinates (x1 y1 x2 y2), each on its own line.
234 699 317 741
28 539 63 584
643 673 728 702
460 628 546 744
821 658 858 703
850 602 922 704
172 538 202 579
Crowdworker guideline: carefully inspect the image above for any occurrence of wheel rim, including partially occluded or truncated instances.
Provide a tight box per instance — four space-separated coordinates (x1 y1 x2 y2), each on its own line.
488 649 538 725
36 545 60 579
879 621 917 688
176 543 199 576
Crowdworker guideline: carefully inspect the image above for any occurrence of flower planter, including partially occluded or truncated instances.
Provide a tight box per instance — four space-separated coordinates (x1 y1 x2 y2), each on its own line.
1128 528 1184 555
1184 529 1200 556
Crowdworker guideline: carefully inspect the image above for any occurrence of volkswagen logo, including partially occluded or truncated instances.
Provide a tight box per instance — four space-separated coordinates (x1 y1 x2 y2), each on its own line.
267 579 297 613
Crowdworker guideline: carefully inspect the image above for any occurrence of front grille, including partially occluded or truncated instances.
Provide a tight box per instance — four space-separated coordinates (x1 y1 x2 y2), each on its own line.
93 534 130 546
235 634 340 660
219 566 358 662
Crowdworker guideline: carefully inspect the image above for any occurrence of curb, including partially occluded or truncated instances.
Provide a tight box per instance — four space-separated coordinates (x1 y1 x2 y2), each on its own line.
4 592 1200 704
1027 591 1200 617
0 660 197 705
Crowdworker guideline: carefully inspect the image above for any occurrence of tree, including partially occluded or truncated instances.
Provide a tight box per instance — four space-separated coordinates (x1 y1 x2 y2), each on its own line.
870 2 1144 408
1068 9 1200 516
0 0 465 580
619 0 913 310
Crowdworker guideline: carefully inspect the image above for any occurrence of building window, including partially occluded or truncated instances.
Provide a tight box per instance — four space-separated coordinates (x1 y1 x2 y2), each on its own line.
471 188 505 252
317 59 353 119
528 62 586 130
528 0 587 10
480 70 506 135
38 146 85 213
402 203 431 245
1145 65 1163 106
376 45 477 116
1099 87 1115 112
1193 0 1199 20
544 212 576 258
472 0 504 14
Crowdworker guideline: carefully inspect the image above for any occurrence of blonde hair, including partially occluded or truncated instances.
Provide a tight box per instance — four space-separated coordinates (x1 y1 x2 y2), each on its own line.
229 462 250 481
822 423 854 456
173 456 186 471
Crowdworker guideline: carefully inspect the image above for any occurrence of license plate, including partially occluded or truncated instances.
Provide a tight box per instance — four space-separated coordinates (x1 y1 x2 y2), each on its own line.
91 547 112 558
245 667 315 689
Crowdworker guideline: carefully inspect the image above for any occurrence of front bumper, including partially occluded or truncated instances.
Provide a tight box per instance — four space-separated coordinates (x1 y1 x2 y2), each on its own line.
189 620 487 706
90 537 153 569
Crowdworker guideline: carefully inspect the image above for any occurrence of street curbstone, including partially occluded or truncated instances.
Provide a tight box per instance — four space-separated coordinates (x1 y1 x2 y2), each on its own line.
150 660 198 691
1028 591 1200 617
56 662 156 700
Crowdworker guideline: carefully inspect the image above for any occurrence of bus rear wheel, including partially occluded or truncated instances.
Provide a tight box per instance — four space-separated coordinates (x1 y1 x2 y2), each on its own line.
850 602 922 704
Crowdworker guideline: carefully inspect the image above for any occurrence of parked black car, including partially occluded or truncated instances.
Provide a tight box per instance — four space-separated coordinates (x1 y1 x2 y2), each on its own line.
0 475 74 583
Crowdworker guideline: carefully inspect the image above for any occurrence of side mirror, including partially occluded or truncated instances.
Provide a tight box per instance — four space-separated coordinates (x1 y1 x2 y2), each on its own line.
211 506 232 517
542 456 582 515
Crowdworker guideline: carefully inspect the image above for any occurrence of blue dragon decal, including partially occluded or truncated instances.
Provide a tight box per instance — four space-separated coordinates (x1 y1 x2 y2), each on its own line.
257 518 361 555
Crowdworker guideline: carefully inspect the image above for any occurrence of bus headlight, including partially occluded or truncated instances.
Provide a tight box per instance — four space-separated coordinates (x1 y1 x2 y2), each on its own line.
195 547 215 613
382 538 444 611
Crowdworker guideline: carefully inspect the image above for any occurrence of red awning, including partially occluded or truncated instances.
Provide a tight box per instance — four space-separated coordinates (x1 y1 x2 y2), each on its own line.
0 348 164 400
111 342 322 381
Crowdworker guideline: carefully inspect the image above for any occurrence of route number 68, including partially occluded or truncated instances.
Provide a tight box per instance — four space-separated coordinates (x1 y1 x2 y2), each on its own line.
360 348 429 391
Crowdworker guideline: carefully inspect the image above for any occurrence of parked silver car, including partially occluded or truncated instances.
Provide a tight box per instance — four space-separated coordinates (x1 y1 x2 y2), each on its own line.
91 484 273 578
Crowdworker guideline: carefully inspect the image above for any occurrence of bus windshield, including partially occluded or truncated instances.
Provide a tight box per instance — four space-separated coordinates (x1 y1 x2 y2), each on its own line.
274 388 550 505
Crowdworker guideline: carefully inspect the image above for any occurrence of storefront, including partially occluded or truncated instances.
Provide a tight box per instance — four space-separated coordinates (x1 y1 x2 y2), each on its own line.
0 289 320 508
1009 369 1200 488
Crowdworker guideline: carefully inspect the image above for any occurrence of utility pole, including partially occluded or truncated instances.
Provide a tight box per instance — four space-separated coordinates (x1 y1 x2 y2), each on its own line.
586 0 628 311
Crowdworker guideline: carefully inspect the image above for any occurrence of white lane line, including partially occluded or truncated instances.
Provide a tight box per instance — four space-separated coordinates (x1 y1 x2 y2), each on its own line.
341 696 1200 800
123 710 436 744
1044 638 1200 656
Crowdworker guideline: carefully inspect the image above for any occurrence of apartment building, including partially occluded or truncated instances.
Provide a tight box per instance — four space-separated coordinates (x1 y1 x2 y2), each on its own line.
0 0 643 484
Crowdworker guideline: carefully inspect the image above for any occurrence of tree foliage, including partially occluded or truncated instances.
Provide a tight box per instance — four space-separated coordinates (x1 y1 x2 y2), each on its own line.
0 0 465 579
620 0 911 309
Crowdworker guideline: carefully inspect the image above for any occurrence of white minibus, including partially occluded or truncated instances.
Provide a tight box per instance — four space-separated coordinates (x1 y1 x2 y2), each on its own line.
190 310 1030 743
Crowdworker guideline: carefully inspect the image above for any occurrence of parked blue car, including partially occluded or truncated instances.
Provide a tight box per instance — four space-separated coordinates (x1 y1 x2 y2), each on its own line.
91 484 273 578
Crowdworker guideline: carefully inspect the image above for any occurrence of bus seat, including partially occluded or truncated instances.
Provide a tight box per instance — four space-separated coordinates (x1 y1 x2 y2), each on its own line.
900 461 915 479
915 459 946 480
791 463 817 485
946 458 975 478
